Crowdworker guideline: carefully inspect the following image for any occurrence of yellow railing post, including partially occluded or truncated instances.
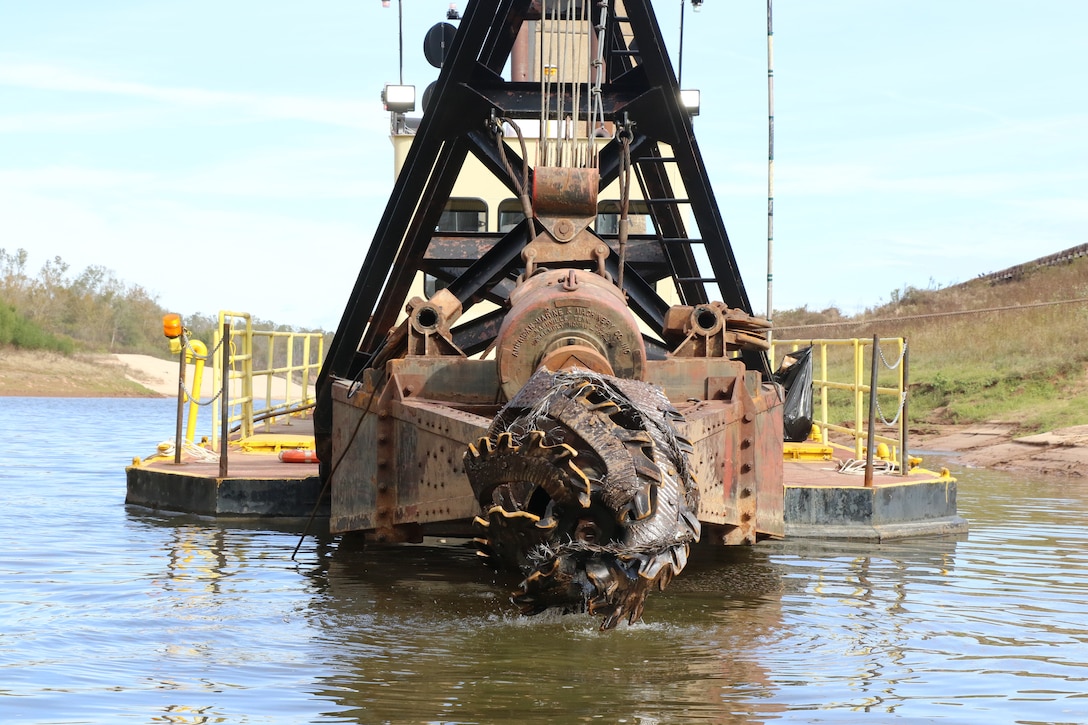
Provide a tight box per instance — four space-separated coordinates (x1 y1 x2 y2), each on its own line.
204 311 325 448
774 337 908 466
819 342 828 433
184 339 207 445
264 333 275 432
853 338 863 459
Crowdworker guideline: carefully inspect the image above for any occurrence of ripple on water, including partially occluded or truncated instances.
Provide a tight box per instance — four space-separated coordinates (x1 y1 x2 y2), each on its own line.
3 399 1088 723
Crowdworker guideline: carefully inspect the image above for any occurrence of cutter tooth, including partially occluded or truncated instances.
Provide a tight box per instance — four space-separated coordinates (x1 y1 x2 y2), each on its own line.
618 484 655 523
586 400 621 415
471 436 494 455
487 505 540 523
524 430 547 449
574 387 622 415
495 431 517 452
473 515 490 528
638 553 669 580
555 442 578 460
670 543 689 572
535 500 560 530
656 568 674 590
566 461 593 508
585 561 620 598
521 558 560 588
680 510 702 542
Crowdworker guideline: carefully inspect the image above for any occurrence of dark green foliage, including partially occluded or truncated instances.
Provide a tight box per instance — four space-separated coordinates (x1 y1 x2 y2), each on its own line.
0 303 74 353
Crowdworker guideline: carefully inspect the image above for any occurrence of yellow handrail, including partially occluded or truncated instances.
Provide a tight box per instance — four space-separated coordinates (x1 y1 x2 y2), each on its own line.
770 337 908 463
210 311 325 449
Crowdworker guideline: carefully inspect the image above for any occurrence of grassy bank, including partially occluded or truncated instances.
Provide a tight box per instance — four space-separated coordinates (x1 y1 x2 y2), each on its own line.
4 251 1087 434
775 255 1088 436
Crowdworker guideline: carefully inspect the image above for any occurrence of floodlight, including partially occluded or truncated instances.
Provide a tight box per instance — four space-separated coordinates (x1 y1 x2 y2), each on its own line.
382 84 416 113
680 89 701 116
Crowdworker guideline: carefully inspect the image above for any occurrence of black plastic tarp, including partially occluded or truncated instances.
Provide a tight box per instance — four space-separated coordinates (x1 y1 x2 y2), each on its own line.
773 346 814 442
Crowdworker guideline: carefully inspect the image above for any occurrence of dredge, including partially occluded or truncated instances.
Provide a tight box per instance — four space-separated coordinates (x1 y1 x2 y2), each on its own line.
314 0 784 628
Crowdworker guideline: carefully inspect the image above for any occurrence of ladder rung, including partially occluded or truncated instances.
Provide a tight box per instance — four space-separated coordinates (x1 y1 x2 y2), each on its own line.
674 277 718 283
611 50 640 57
636 156 678 163
660 237 704 244
644 198 690 205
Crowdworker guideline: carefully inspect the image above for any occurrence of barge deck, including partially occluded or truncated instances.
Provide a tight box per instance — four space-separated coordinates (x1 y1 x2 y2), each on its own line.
126 416 965 541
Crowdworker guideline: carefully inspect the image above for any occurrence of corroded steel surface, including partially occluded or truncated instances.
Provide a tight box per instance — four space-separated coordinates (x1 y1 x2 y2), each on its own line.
532 166 599 217
317 0 787 629
465 368 701 630
494 269 646 400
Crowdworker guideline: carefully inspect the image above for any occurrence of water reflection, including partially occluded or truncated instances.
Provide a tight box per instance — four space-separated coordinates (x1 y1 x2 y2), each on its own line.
3 398 1088 723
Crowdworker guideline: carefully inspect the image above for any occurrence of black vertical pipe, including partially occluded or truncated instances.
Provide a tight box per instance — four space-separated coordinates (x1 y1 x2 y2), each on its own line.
901 338 910 476
864 335 878 488
219 322 231 479
174 331 186 465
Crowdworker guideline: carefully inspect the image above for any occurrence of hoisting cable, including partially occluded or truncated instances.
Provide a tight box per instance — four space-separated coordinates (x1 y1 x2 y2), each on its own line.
617 122 633 290
492 114 536 242
589 0 609 143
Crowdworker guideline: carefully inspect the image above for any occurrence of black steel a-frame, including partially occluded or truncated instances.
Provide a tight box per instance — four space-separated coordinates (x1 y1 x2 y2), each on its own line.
315 0 757 469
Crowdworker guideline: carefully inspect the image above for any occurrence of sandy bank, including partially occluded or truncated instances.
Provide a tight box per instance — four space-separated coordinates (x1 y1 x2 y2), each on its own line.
913 424 1088 478
109 353 310 400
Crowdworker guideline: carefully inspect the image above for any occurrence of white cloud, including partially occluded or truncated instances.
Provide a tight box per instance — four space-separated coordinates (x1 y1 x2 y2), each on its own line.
0 61 384 131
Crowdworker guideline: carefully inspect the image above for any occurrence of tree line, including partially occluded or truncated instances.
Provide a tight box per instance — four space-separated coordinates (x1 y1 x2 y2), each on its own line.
0 248 330 362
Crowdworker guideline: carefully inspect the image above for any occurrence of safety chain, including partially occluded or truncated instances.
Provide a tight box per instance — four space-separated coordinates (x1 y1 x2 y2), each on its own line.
176 332 226 406
876 391 907 427
180 331 225 361
179 380 224 407
877 338 907 369
872 338 908 426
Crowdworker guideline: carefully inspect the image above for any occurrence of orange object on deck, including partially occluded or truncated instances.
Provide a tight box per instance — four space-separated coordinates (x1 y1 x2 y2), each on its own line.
278 449 319 464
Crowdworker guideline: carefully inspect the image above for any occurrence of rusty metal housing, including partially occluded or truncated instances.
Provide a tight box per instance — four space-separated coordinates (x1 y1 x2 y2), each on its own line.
315 0 786 625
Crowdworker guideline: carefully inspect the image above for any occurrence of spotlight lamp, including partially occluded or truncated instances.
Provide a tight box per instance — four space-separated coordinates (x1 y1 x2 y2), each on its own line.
382 84 416 113
679 89 701 116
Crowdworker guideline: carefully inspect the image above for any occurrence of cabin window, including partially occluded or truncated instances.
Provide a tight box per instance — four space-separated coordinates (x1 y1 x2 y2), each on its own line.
498 199 525 233
596 200 652 235
426 199 487 297
437 198 487 232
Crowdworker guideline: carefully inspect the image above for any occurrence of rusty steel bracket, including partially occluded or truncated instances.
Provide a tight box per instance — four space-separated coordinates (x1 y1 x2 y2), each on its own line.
663 302 770 358
404 288 465 358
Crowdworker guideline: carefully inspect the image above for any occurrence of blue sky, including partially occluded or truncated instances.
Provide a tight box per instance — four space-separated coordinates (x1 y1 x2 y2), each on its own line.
1 1 1085 330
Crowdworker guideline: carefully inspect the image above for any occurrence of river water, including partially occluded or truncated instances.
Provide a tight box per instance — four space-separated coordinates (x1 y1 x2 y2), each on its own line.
2 397 1087 724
